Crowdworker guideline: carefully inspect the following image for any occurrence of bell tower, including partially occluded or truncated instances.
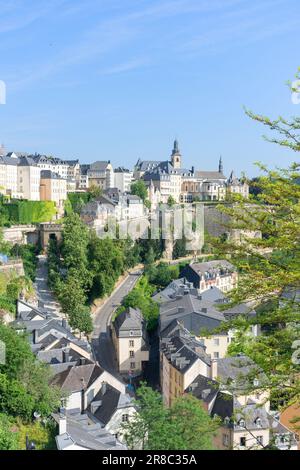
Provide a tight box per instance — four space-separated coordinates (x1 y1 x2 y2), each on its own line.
171 139 181 169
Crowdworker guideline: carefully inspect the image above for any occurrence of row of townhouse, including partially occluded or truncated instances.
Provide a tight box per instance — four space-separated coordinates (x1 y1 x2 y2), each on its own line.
1 141 248 205
136 140 249 204
0 152 69 206
11 299 137 450
156 266 298 450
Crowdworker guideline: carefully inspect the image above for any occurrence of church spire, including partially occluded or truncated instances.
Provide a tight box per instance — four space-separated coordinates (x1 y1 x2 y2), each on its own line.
218 155 223 173
171 139 180 156
171 139 181 169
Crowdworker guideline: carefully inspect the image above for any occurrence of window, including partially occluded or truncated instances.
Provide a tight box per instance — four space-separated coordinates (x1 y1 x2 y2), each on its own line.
238 419 245 428
122 414 129 422
257 436 263 446
213 338 220 346
130 362 135 369
222 434 229 447
240 437 246 447
255 417 262 428
129 340 134 347
130 331 134 336
213 352 219 359
129 350 135 358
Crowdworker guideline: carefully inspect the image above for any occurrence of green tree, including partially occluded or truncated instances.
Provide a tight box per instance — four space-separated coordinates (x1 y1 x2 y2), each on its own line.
0 414 19 450
88 234 125 299
88 184 103 199
0 324 61 420
212 72 300 410
173 236 187 259
122 384 218 450
167 195 176 207
148 262 179 288
70 305 93 335
131 180 148 203
61 213 90 284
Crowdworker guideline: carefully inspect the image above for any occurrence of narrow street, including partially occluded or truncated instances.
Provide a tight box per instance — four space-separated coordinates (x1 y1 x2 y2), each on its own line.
34 254 63 317
91 269 142 377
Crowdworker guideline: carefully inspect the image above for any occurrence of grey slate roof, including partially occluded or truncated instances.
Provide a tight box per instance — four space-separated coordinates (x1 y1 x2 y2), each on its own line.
87 383 133 427
40 170 66 180
113 307 143 336
89 161 110 171
88 385 121 426
195 170 226 180
159 292 226 335
51 363 104 392
215 356 267 392
187 260 235 279
54 409 126 450
135 160 163 172
18 155 37 167
223 302 256 320
0 155 19 165
210 392 234 424
152 278 197 303
185 374 219 404
160 321 211 371
200 287 227 303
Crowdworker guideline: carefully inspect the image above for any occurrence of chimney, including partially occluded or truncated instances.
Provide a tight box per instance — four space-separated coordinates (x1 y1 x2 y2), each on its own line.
63 349 70 363
178 306 185 313
101 382 107 395
33 329 39 344
59 408 67 435
79 357 85 366
211 359 218 379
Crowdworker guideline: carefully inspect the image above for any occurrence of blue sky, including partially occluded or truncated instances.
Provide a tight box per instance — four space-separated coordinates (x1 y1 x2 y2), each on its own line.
0 0 299 176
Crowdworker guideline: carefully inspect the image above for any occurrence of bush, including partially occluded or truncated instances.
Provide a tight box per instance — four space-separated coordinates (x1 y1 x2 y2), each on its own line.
4 200 56 224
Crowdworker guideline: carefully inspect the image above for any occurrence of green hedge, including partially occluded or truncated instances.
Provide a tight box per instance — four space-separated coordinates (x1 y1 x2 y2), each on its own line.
67 192 91 213
4 201 56 224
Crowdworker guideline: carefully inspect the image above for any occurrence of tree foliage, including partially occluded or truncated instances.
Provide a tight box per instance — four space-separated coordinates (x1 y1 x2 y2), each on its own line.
212 73 300 410
0 323 61 420
130 180 148 202
122 384 218 450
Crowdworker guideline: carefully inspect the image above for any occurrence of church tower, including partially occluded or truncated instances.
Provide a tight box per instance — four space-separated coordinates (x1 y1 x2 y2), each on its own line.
218 156 223 174
171 139 181 169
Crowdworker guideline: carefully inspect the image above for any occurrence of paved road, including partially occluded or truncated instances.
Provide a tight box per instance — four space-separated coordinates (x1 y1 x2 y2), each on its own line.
34 255 63 317
92 270 142 375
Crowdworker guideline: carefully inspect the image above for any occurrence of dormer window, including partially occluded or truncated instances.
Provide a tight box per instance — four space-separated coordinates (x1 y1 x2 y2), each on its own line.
238 418 245 428
255 417 262 428
224 416 230 425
